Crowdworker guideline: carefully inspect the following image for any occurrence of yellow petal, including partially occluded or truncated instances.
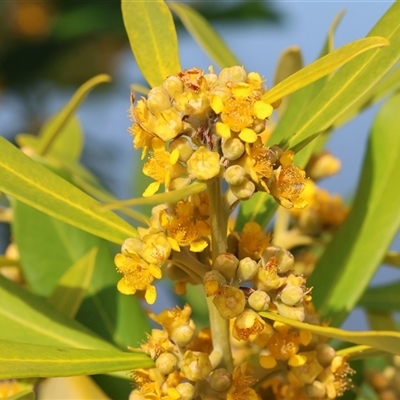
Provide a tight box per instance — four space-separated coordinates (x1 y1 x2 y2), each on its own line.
288 354 307 367
145 285 157 304
143 181 160 197
259 355 277 369
167 237 181 252
239 128 257 143
149 264 162 279
216 122 231 139
189 239 208 252
231 82 252 98
117 278 136 295
169 148 180 164
254 101 273 119
210 94 224 114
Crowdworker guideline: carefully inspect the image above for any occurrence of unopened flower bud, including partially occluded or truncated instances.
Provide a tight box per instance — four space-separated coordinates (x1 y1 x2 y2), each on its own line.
176 382 195 400
237 257 258 282
162 76 183 98
307 151 341 181
221 138 245 160
187 148 220 181
219 66 247 85
171 322 196 348
122 238 142 255
316 343 336 367
210 368 232 391
280 285 304 306
213 286 246 320
170 137 194 163
155 352 178 375
233 309 265 342
214 253 239 281
274 300 305 321
181 351 212 381
260 246 294 273
147 87 171 113
204 270 227 296
305 381 326 399
224 165 247 186
248 290 270 311
230 179 255 200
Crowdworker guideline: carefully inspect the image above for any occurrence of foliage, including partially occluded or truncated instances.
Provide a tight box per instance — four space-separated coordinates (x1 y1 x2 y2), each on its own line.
1 2 400 399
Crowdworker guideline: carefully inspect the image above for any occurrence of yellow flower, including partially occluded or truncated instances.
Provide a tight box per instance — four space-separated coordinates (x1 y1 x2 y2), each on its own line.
140 232 172 265
114 252 161 304
238 222 271 260
212 285 246 320
227 363 258 400
149 304 192 338
161 200 210 252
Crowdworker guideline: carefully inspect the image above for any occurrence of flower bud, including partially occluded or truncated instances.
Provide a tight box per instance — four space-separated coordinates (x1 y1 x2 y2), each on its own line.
147 87 171 113
280 285 304 306
213 286 246 320
224 165 247 186
305 381 326 399
176 382 195 400
233 309 265 342
316 343 336 367
210 368 232 391
274 300 305 321
219 66 247 85
181 351 212 381
187 148 220 181
122 238 142 255
155 352 178 375
230 179 255 200
171 321 196 348
248 290 270 311
307 151 341 181
214 253 239 281
162 76 183 98
260 246 294 273
169 137 194 163
237 257 258 282
221 138 245 160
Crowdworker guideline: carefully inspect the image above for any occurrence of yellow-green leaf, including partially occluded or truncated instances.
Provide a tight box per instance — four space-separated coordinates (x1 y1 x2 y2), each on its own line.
36 74 111 156
48 248 98 318
260 311 400 356
4 390 35 400
0 137 137 244
122 0 181 87
0 340 153 379
168 2 241 68
359 282 400 312
308 92 400 326
262 36 388 106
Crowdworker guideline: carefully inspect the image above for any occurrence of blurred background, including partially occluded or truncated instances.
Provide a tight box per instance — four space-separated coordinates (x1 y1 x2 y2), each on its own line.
0 0 398 329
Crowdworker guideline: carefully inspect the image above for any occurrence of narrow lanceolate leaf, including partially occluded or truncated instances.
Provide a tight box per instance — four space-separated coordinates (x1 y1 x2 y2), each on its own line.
0 137 137 244
36 74 111 156
358 282 400 312
286 2 400 151
336 345 385 361
262 36 389 106
0 273 117 350
260 311 400 356
122 0 181 87
48 248 98 318
168 2 241 68
0 340 153 379
308 92 400 326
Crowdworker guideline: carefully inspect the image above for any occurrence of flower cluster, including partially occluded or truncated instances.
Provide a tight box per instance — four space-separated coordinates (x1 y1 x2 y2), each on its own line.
130 66 307 208
116 66 355 399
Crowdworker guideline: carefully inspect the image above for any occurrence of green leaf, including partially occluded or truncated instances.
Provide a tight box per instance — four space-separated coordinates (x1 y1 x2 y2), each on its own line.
12 203 150 347
308 92 400 326
0 137 137 245
260 311 400 356
122 0 181 87
0 340 153 379
36 75 111 156
286 2 400 152
0 273 117 350
168 2 241 68
262 36 389 106
48 248 98 318
17 115 83 163
359 282 400 312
